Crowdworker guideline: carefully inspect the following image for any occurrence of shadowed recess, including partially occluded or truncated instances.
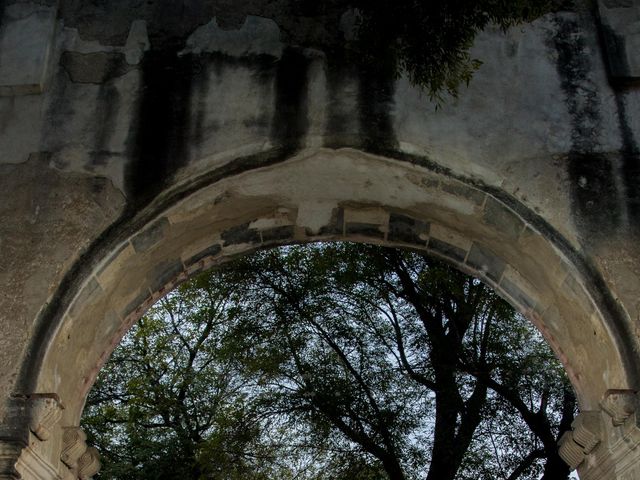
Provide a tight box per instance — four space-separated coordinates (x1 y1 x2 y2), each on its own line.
551 15 621 234
613 92 640 229
127 49 204 208
357 47 399 153
270 47 311 153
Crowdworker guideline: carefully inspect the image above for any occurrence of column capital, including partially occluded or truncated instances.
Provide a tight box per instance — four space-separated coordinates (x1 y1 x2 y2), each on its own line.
0 395 100 479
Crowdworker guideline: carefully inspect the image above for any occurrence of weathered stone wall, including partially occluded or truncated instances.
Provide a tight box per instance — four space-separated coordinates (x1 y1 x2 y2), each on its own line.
0 0 639 478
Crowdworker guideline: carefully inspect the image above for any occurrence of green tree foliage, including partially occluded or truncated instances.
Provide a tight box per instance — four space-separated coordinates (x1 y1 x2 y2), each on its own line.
83 243 575 480
83 273 290 479
349 0 563 99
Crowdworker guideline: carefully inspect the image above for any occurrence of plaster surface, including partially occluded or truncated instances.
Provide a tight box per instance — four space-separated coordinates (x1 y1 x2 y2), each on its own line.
0 0 639 478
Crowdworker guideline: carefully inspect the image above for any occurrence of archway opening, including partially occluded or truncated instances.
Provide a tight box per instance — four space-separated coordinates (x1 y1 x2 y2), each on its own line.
82 241 580 480
26 149 636 479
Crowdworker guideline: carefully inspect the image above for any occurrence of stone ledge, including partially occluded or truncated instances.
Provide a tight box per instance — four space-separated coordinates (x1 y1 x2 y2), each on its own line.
0 2 58 96
598 0 640 81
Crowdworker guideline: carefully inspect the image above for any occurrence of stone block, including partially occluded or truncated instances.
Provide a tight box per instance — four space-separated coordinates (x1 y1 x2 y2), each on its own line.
121 288 151 319
124 20 149 65
249 207 297 230
428 238 467 263
0 440 24 478
181 16 283 58
67 278 102 320
14 439 62 480
387 213 429 245
466 243 506 282
345 222 385 239
317 207 344 236
96 242 132 283
601 389 638 426
500 275 536 311
131 218 170 253
483 197 525 240
186 244 222 266
571 411 602 454
429 224 472 253
28 395 63 442
0 2 58 95
221 222 261 246
60 52 134 84
441 181 486 206
148 259 184 294
261 225 295 243
562 273 596 314
559 431 586 470
77 446 100 480
61 427 86 469
343 207 388 227
427 224 472 263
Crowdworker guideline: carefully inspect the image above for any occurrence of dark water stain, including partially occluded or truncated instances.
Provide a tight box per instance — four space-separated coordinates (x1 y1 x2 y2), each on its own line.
222 222 261 246
60 52 134 84
595 3 640 231
387 213 429 245
17 143 308 396
599 23 632 81
190 59 210 151
262 225 295 243
127 48 281 210
356 48 398 153
270 47 311 154
567 152 620 227
323 51 360 148
127 49 203 208
550 15 621 234
614 92 640 230
197 52 277 147
40 68 77 153
91 84 120 167
18 140 640 401
345 221 385 239
323 46 398 152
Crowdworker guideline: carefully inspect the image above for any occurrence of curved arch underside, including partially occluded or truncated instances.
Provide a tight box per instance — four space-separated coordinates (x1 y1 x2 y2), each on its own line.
2 2 640 477
34 148 637 424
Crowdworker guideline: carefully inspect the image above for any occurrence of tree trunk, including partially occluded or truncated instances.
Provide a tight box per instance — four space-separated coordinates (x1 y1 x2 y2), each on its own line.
425 385 462 480
381 455 407 480
540 386 574 480
540 450 570 480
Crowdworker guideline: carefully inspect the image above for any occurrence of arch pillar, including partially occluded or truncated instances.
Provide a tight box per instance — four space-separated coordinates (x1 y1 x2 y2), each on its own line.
0 0 638 474
560 391 640 480
2 150 640 479
0 395 99 480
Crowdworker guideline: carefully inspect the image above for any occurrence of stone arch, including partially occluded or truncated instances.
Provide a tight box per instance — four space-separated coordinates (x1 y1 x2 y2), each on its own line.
26 148 636 425
1 1 639 477
3 146 639 479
